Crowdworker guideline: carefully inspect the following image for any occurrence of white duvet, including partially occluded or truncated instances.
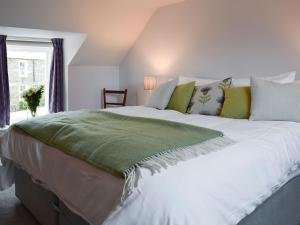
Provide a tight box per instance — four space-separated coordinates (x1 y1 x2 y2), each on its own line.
1 106 300 225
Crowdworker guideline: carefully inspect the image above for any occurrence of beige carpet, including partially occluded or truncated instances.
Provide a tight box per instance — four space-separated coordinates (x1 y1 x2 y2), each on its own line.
0 185 40 225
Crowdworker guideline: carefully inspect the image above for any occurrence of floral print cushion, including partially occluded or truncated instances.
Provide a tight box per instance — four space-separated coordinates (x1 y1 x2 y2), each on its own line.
187 78 232 115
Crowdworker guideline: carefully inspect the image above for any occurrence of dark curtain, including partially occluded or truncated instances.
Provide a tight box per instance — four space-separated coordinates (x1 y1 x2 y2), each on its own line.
0 35 10 128
49 38 64 113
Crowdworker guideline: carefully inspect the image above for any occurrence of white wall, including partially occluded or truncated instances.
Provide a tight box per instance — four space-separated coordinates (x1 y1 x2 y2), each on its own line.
120 0 300 105
68 66 119 110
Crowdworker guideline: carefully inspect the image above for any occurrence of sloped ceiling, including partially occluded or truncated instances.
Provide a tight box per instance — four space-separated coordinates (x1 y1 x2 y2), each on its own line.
0 0 184 65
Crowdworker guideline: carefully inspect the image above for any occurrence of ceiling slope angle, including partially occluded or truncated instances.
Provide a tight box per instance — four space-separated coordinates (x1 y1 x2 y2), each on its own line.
0 0 185 66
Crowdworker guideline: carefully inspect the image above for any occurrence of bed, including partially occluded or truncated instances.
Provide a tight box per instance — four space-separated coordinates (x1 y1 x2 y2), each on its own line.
1 106 300 225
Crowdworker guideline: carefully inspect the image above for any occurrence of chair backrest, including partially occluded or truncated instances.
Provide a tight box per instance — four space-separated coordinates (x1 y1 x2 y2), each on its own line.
103 88 127 109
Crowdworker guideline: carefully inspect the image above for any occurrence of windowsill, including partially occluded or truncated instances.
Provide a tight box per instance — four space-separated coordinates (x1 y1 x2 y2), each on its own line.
10 107 48 124
0 108 48 132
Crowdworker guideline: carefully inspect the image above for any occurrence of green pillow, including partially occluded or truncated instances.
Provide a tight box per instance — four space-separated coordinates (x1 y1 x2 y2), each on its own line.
167 81 195 113
220 87 251 119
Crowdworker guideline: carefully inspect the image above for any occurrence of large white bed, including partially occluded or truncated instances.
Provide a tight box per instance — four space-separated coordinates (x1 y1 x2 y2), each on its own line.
1 106 300 225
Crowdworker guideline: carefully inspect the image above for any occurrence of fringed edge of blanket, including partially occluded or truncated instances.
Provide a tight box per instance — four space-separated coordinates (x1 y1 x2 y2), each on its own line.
121 136 235 202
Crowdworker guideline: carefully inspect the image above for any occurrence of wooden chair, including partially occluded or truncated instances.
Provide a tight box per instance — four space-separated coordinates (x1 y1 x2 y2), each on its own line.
103 88 127 109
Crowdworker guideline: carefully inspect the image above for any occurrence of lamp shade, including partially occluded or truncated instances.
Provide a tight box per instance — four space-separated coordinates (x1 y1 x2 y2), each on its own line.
144 76 157 90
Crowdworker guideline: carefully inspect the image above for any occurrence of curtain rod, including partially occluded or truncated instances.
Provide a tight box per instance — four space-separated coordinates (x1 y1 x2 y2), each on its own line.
6 36 52 44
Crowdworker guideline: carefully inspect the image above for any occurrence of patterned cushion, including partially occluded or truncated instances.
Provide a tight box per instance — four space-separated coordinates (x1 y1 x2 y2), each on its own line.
187 78 232 115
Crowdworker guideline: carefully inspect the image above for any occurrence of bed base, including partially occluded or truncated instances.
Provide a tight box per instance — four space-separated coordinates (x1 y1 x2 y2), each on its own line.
15 167 300 225
15 168 87 225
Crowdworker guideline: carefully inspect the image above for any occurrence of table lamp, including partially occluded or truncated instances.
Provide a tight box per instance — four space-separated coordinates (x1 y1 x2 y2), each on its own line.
144 76 157 90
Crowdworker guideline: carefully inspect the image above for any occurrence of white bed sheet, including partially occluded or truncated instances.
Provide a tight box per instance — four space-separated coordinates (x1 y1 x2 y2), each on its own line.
1 106 300 225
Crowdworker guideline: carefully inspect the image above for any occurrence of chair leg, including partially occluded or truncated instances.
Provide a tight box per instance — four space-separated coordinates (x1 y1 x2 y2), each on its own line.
103 88 107 109
123 89 127 106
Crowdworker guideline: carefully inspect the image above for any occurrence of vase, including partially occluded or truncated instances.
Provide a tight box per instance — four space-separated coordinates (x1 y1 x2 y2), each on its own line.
31 111 37 117
29 107 37 117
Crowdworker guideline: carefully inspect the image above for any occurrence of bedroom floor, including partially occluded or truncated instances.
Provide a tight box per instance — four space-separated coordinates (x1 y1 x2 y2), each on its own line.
0 185 40 225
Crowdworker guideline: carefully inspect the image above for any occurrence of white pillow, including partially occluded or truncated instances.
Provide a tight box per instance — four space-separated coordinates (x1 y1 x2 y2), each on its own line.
145 79 177 110
178 76 222 86
250 77 300 122
232 71 296 87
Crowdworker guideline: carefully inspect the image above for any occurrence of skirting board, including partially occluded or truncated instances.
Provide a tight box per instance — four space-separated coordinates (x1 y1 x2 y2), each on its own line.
15 167 300 225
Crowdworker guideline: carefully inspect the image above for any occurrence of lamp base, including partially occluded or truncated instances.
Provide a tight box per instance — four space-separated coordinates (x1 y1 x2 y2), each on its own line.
137 88 152 105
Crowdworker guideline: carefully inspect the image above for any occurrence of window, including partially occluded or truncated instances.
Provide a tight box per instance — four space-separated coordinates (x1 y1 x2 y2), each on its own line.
7 44 52 123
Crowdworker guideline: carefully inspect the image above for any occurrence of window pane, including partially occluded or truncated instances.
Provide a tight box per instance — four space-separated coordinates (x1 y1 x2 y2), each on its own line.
7 45 52 123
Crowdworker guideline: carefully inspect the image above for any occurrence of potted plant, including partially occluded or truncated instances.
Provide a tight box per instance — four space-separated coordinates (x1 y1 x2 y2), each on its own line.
22 86 44 117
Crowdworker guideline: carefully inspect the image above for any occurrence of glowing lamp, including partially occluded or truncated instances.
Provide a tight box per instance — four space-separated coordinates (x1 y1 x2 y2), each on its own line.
144 76 157 90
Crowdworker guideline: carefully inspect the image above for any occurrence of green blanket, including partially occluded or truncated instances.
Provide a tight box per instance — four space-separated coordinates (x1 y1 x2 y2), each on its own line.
13 111 225 179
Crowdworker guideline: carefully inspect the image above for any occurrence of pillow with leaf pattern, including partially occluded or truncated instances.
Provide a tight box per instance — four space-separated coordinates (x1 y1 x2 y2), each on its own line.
187 78 232 115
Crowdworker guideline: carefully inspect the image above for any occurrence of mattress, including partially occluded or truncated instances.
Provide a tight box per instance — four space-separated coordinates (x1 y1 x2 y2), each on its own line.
1 106 300 225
